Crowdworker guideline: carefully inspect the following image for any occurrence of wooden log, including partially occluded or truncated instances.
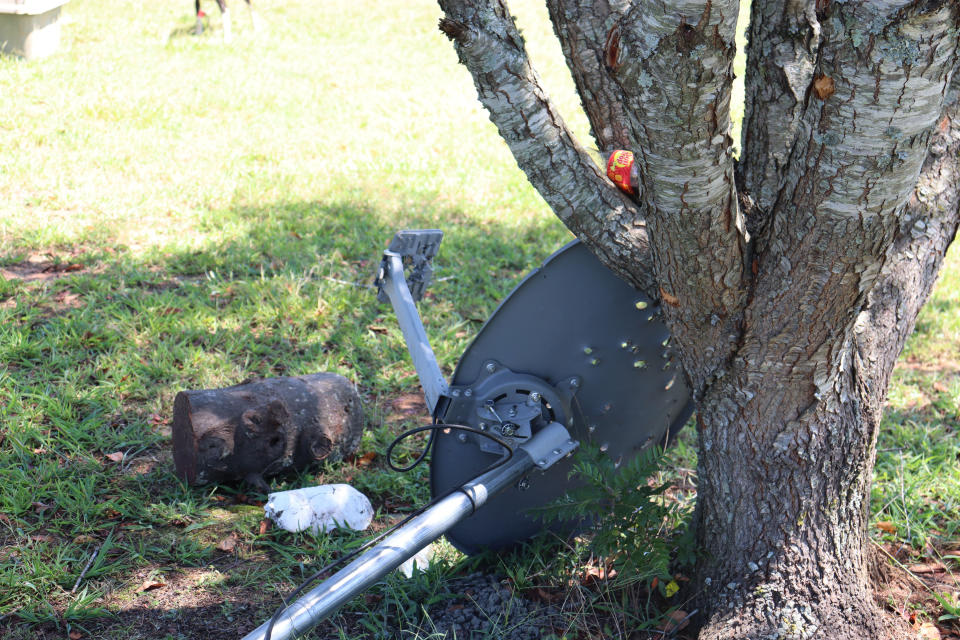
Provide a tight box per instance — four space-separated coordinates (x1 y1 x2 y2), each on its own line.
172 373 364 489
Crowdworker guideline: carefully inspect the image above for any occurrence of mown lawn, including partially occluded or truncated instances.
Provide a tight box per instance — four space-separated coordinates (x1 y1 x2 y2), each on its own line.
0 1 957 639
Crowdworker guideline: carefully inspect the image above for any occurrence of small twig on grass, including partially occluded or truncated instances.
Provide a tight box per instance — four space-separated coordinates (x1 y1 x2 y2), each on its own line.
72 541 104 593
323 276 375 289
899 458 911 544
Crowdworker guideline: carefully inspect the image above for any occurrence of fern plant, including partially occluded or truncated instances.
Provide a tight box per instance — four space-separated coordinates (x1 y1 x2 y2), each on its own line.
539 442 686 583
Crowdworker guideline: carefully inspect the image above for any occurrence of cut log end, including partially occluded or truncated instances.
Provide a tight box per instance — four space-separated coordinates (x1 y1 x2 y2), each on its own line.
172 373 364 487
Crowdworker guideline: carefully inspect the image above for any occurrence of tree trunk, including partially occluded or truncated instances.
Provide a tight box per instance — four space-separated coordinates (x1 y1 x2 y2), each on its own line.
697 64 960 640
435 0 960 637
694 376 886 638
172 373 364 490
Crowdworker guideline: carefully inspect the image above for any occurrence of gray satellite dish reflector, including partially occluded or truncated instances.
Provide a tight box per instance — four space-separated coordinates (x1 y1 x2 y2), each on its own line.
431 240 693 554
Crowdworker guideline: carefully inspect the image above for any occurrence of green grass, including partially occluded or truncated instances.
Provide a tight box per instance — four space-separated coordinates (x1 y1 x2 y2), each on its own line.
0 0 958 638
875 252 960 549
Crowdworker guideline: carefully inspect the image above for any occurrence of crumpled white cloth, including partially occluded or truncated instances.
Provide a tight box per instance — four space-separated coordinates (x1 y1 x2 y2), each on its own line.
264 484 374 534
397 544 434 578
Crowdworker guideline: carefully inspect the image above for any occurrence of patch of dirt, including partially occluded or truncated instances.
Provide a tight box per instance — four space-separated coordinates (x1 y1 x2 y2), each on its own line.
0 250 97 314
871 542 960 639
120 455 160 477
386 392 429 423
51 289 84 310
0 563 273 640
900 355 960 377
0 252 88 283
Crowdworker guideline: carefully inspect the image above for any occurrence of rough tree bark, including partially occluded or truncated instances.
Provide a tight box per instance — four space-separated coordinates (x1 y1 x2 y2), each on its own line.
172 373 364 490
436 0 960 638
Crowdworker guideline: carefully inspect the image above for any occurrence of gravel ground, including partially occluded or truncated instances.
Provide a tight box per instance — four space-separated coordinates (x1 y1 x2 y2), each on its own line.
402 572 562 640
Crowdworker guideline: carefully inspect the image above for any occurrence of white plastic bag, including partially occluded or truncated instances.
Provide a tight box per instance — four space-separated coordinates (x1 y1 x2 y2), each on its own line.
264 484 374 534
397 544 434 578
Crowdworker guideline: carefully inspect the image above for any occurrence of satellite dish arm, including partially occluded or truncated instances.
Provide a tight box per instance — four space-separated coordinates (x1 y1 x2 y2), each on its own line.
373 230 449 415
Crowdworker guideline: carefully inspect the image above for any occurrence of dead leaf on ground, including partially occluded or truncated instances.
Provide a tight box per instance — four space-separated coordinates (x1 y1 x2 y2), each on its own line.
367 325 389 335
917 622 941 640
32 501 53 514
658 609 690 634
907 562 947 574
217 532 240 552
137 578 165 592
355 451 377 467
73 534 97 545
105 451 125 463
579 564 616 586
876 521 898 535
29 534 57 544
69 630 84 640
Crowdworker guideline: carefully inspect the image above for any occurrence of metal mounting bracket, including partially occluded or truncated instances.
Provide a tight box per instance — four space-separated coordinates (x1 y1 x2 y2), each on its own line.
373 230 448 415
375 229 443 303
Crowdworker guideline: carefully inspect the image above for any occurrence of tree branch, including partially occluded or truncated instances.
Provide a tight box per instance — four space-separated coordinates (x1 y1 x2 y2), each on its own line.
437 1 656 295
545 0 635 151
738 2 959 407
606 0 749 394
854 69 960 410
440 0 751 394
738 0 823 233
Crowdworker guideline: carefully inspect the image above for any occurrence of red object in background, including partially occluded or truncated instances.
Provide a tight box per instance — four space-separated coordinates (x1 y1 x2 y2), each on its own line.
606 149 638 195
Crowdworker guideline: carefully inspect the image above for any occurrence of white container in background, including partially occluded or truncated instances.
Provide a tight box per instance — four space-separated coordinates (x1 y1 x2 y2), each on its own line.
0 0 70 60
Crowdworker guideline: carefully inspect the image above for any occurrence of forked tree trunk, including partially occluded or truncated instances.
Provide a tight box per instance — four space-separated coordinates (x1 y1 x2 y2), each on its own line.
694 78 960 628
692 8 960 637
436 0 960 637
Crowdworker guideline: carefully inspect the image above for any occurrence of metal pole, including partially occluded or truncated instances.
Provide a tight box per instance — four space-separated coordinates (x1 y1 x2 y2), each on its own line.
242 422 577 640
379 253 449 415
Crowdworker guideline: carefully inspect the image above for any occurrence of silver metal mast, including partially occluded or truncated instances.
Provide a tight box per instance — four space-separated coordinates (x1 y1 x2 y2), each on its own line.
242 422 577 640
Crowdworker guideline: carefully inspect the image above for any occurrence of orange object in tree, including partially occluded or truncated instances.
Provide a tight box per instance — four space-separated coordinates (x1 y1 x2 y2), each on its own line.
606 150 638 195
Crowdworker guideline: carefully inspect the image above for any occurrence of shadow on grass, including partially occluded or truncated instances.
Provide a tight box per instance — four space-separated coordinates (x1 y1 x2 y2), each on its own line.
2 597 275 640
0 194 571 635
